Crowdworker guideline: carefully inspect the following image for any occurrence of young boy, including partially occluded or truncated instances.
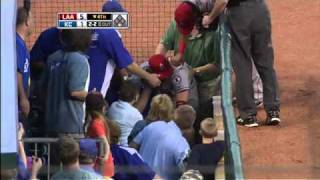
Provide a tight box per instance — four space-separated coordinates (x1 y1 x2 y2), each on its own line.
187 118 225 180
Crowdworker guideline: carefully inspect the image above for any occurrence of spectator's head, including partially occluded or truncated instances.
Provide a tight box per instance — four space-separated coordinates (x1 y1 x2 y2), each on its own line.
58 136 80 166
148 54 173 81
147 94 174 122
107 120 121 144
60 29 92 52
86 92 108 114
118 80 139 104
16 7 33 36
102 0 126 12
79 139 98 165
174 2 198 36
174 105 196 130
199 118 218 139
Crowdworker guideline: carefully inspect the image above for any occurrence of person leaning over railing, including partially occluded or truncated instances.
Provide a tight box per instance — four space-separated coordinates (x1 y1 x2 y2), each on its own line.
155 1 221 143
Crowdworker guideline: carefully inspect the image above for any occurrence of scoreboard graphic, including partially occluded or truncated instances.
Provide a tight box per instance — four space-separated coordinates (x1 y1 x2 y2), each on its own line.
57 12 129 29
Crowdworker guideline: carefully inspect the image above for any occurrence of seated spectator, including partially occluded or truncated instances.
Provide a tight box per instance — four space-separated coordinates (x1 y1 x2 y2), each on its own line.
107 80 143 146
107 120 156 180
128 94 174 144
175 105 196 146
44 29 91 137
85 93 114 177
51 136 101 179
79 138 104 178
187 118 225 180
130 103 192 180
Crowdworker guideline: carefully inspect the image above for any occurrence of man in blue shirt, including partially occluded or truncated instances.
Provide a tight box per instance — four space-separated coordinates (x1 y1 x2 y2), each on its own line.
30 0 161 98
16 7 32 120
130 105 195 180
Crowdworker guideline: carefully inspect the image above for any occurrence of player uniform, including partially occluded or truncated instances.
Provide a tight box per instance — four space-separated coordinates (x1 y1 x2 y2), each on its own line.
171 63 199 110
30 27 132 97
86 29 132 97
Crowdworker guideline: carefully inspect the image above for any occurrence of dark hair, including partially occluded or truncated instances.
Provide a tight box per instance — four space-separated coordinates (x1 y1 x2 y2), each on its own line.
58 136 80 166
85 93 107 112
16 7 29 26
118 80 139 102
60 29 92 52
79 152 95 165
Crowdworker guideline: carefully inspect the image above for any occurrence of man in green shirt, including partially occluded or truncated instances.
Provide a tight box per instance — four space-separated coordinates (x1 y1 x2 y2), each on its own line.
155 20 221 143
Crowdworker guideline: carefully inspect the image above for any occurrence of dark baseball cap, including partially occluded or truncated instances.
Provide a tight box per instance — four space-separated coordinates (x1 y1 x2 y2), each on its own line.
148 54 173 80
175 2 197 36
79 139 98 158
102 0 126 12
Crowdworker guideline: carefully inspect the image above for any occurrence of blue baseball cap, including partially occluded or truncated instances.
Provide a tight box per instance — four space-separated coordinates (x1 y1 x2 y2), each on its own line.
79 139 98 158
102 0 126 12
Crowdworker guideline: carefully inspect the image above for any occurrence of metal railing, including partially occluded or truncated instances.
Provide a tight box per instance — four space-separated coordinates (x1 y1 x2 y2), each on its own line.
23 137 104 180
219 15 245 179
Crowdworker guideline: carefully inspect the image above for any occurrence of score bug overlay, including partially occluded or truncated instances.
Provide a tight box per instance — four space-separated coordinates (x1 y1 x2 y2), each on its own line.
57 12 129 29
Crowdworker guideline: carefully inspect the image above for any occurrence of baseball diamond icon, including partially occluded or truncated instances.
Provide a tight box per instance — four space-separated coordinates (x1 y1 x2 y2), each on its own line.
113 14 127 27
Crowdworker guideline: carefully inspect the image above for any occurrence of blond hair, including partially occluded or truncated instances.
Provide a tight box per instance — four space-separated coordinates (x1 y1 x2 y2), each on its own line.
147 94 174 122
200 118 218 138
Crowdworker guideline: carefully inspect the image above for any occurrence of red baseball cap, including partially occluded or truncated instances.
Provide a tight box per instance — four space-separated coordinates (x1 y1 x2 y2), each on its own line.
175 2 197 36
148 54 173 80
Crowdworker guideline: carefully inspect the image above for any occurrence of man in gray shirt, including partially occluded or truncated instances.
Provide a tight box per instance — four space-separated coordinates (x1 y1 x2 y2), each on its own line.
45 29 91 136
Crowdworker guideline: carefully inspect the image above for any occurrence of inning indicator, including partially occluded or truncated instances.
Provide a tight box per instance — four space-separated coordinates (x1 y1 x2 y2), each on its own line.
57 12 129 29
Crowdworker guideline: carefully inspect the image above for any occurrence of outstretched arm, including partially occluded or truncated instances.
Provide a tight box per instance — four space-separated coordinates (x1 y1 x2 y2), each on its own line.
126 62 161 88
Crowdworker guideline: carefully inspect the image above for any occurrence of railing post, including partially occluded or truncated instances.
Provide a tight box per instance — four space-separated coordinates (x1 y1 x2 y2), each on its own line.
220 13 245 180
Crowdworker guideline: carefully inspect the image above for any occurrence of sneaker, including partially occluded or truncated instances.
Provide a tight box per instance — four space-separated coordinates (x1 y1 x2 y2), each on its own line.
236 116 259 127
266 111 281 125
